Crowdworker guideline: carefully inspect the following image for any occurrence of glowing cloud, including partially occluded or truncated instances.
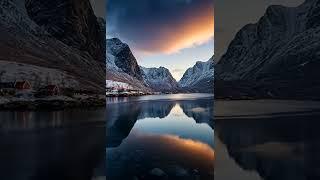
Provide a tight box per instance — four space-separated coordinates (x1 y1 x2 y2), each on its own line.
107 0 214 54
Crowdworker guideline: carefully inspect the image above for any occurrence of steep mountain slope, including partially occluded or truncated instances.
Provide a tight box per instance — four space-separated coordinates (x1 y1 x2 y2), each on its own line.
0 0 105 92
215 0 320 99
141 66 179 92
106 38 151 92
106 38 143 80
179 56 214 93
25 0 105 63
106 38 181 93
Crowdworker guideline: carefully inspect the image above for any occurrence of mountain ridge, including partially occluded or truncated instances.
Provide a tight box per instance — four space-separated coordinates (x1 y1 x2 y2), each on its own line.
0 0 106 92
215 0 320 99
179 56 214 93
106 37 214 93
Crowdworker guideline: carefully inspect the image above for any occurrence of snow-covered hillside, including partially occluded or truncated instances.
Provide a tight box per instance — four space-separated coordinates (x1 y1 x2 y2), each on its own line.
141 66 179 92
0 61 79 89
106 38 152 92
106 38 214 93
179 56 214 93
0 0 106 92
215 0 320 98
106 80 133 90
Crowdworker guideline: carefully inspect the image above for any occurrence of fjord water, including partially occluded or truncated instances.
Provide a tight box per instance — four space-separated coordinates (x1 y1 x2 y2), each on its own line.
0 109 106 180
215 100 320 180
106 94 214 180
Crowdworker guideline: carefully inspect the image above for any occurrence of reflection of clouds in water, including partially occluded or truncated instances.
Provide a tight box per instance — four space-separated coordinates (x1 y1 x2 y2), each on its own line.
106 98 214 178
124 130 214 167
107 130 214 178
132 103 214 147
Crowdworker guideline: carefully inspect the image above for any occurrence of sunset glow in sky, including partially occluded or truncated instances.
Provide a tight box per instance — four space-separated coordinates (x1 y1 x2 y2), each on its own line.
107 0 214 80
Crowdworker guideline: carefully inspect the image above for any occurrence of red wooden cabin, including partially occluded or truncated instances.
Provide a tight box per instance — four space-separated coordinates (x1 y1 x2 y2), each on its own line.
15 81 32 90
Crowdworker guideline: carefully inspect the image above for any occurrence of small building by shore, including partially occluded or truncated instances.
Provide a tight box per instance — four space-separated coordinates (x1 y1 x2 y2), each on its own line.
37 85 60 97
0 81 33 97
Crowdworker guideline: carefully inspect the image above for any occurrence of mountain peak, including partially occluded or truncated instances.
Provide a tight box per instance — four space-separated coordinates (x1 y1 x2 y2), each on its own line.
141 66 179 92
179 57 214 93
215 0 320 99
108 38 123 44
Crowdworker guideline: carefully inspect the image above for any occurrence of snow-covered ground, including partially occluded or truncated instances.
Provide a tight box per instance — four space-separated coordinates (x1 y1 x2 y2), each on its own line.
0 60 80 89
106 80 133 90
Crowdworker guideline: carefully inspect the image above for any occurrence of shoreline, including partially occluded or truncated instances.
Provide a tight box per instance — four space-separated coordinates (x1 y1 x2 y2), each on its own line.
215 96 320 101
0 95 105 110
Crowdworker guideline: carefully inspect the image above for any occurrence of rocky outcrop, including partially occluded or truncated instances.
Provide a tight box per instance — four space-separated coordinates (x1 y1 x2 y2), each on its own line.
25 0 105 63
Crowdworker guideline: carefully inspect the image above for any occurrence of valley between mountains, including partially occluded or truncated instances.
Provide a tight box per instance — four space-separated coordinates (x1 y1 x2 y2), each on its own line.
106 38 214 94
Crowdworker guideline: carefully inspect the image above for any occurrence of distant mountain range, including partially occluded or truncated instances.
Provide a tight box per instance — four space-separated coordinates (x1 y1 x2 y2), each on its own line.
215 0 320 99
106 38 214 93
0 0 105 92
141 66 180 92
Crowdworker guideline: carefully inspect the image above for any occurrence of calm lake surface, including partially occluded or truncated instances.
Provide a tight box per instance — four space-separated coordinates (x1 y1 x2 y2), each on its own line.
106 93 214 180
0 109 106 180
215 100 320 180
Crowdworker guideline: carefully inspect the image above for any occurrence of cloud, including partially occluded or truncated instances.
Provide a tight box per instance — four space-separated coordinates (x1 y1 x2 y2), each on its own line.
107 0 214 54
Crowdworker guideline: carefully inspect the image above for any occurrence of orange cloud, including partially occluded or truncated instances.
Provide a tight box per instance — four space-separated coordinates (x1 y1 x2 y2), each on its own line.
125 131 215 169
135 8 214 54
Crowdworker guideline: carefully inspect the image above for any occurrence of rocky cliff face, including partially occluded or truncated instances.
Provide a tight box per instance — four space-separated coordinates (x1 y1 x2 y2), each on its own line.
25 0 105 63
0 0 105 92
215 0 320 99
106 38 151 92
141 66 179 92
179 56 214 93
106 38 143 80
106 38 181 93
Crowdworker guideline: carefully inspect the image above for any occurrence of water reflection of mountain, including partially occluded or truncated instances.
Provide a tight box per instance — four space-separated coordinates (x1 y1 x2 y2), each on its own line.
0 109 105 131
106 98 214 147
216 111 320 180
106 97 214 180
180 100 214 127
0 110 106 180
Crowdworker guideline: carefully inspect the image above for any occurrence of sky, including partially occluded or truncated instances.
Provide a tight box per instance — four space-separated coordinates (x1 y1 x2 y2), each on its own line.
106 0 214 81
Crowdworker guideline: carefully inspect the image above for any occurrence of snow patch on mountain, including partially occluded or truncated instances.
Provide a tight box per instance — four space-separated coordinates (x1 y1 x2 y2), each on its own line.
106 38 128 56
106 80 133 90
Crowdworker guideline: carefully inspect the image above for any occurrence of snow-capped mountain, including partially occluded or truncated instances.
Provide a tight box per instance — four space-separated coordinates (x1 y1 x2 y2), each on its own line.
106 38 152 92
141 66 179 92
179 56 214 93
0 0 105 92
106 37 214 93
107 38 181 93
215 0 320 99
107 38 143 80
